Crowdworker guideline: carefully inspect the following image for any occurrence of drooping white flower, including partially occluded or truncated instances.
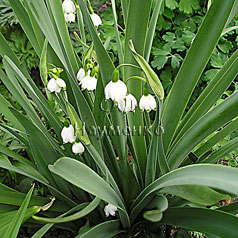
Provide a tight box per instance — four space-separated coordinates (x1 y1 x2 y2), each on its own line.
61 125 76 143
80 75 98 91
90 13 102 27
77 68 86 82
72 141 85 155
139 94 157 112
104 80 127 103
118 94 137 113
47 78 66 93
64 12 76 23
62 0 76 14
104 204 117 217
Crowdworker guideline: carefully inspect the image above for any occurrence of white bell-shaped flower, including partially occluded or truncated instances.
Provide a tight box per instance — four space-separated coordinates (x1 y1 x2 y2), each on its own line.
72 141 85 155
139 94 157 112
90 13 102 27
61 125 76 143
77 68 86 82
64 12 75 23
47 78 66 93
104 204 117 217
118 94 137 113
62 0 76 14
80 75 97 91
104 80 127 103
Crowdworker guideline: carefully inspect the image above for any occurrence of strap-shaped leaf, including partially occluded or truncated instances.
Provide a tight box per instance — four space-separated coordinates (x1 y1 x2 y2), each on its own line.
201 137 238 164
195 117 238 157
161 207 238 238
76 220 122 238
32 197 100 223
172 50 238 148
49 157 130 228
161 0 236 153
124 0 153 183
168 91 238 169
160 185 230 206
2 186 36 238
130 164 238 222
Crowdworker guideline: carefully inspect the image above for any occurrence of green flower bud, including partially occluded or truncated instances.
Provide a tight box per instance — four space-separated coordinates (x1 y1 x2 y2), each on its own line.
129 40 164 100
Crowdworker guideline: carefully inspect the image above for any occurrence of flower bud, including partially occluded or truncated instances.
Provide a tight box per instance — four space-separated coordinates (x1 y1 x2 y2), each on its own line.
129 40 164 100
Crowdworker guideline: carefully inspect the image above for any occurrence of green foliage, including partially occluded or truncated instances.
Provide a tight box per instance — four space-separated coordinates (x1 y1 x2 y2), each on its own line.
150 0 238 108
0 0 238 237
7 31 39 71
0 0 19 27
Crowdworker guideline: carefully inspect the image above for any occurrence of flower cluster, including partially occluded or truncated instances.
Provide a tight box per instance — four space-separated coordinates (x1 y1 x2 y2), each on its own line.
62 0 76 23
62 0 102 27
104 79 157 113
61 122 85 155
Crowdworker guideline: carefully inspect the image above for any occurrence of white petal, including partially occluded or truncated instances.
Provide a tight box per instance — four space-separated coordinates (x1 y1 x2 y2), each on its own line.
104 80 127 102
80 75 97 91
104 204 117 217
72 142 85 154
90 13 102 27
62 0 76 13
64 12 75 23
56 78 66 89
139 95 156 112
47 78 60 93
77 68 86 82
61 125 76 143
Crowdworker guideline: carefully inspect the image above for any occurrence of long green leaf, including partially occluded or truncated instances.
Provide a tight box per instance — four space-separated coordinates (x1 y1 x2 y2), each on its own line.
168 91 238 169
124 0 153 183
195 117 238 157
161 0 236 153
172 50 238 147
3 185 35 238
49 157 130 228
161 207 238 238
160 185 230 206
201 137 238 163
32 197 100 223
76 220 122 238
130 164 238 222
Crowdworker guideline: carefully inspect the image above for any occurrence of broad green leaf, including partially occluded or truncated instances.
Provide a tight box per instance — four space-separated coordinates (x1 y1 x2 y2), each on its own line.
143 210 163 222
49 157 130 227
160 185 230 205
161 207 238 238
76 220 122 238
130 164 238 221
161 0 236 152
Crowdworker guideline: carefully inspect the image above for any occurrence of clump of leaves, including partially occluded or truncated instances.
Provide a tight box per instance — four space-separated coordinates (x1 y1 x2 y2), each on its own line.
0 0 19 27
8 31 39 71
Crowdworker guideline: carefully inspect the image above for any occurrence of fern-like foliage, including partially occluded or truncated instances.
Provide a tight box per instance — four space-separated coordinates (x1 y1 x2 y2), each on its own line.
0 0 19 27
8 31 39 71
